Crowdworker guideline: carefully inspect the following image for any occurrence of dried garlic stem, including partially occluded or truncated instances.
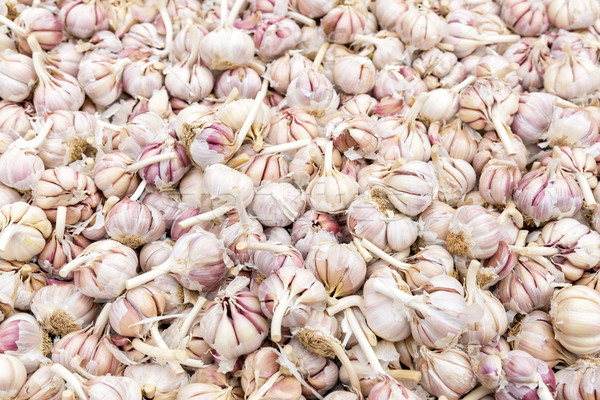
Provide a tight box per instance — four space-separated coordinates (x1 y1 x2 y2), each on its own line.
576 173 596 206
0 14 26 36
125 263 171 290
226 0 246 25
62 389 75 400
93 302 112 335
247 371 283 400
344 308 385 375
55 206 67 242
510 245 559 257
130 180 147 202
260 138 312 155
59 253 101 277
50 364 87 400
386 369 422 382
236 241 291 253
490 113 516 156
131 338 188 361
286 11 316 26
142 384 156 399
233 79 269 151
153 0 173 57
360 238 411 269
150 324 187 375
312 42 329 69
352 238 373 262
179 298 208 339
178 205 235 229
125 153 177 173
326 295 366 315
270 290 291 342
461 386 493 400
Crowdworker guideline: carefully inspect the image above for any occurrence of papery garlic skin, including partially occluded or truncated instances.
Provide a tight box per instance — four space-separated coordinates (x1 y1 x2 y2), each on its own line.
550 285 600 355
446 205 500 259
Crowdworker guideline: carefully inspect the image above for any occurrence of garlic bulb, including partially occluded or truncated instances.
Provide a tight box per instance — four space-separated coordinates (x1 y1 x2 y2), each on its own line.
446 205 500 259
291 210 340 257
417 346 476 400
0 202 52 262
0 50 36 102
431 146 476 207
124 364 189 400
105 198 166 248
17 364 65 400
0 354 27 399
550 285 600 355
555 358 600 400
546 108 599 148
85 376 142 400
306 141 359 214
0 313 50 373
251 182 306 227
547 0 600 30
543 43 600 101
375 112 430 162
30 283 98 336
395 7 447 50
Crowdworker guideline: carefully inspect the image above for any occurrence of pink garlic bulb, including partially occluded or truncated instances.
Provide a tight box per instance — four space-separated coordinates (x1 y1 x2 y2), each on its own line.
124 364 188 399
496 350 556 400
290 0 336 17
77 52 130 107
509 311 575 368
105 198 166 248
546 108 599 148
84 376 142 400
395 7 447 50
287 68 340 118
504 37 551 91
417 346 476 400
321 3 371 44
431 146 476 207
202 164 255 208
347 191 418 252
60 239 139 300
367 376 421 400
291 210 340 257
511 92 555 144
93 152 141 199
267 108 319 145
0 313 50 373
0 183 20 210
500 0 548 36
17 364 65 400
30 283 98 337
139 240 173 273
14 7 63 52
535 218 600 281
200 13 255 70
108 286 166 337
0 50 35 102
37 221 90 280
0 134 46 192
330 114 379 158
258 265 327 342
123 60 165 99
446 205 500 259
251 182 306 227
126 230 232 292
0 101 34 138
239 241 304 276
472 131 528 174
200 276 269 372
401 245 455 291
332 55 376 95
479 160 521 206
142 192 182 230
266 53 312 94
513 154 582 225
479 241 517 289
428 120 479 163
373 65 428 102
136 140 191 190
544 43 600 101
182 119 237 170
375 113 431 163
59 0 109 38
119 112 171 159
417 201 455 247
254 17 301 61
369 160 438 217
33 166 101 224
305 242 366 298
215 66 262 99
497 257 558 314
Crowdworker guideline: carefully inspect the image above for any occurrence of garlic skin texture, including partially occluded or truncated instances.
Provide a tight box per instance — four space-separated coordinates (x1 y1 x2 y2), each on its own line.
550 285 600 355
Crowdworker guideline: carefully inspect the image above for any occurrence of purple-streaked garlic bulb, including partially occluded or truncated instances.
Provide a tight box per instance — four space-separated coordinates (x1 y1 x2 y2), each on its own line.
142 191 182 230
513 151 582 226
417 201 455 247
59 0 109 39
544 43 600 101
266 53 312 95
285 338 339 397
535 218 600 281
498 257 558 314
347 191 418 252
496 350 556 400
446 205 500 259
431 146 476 207
321 2 371 44
218 196 264 264
500 0 548 36
369 160 438 217
241 347 302 399
258 265 328 342
0 202 52 262
0 313 50 373
459 78 520 156
555 358 600 400
395 6 447 50
367 375 421 400
140 240 173 273
215 66 262 99
254 17 301 61
479 160 521 206
508 311 575 368
136 140 191 190
266 108 319 145
122 59 164 99
461 261 508 346
400 245 455 290
119 112 171 159
251 182 306 227
93 151 142 199
291 210 340 257
30 283 98 337
329 114 379 159
472 131 528 175
200 276 269 372
84 376 142 400
428 119 479 163
33 166 101 224
332 55 377 96
0 50 35 103
126 230 232 292
77 52 130 107
373 65 428 103
305 242 366 298
2 263 47 312
306 141 359 213
105 198 166 248
59 239 138 300
0 101 33 138
375 112 430 163
416 346 476 400
287 66 340 118
479 241 517 289
231 145 289 187
13 7 63 52
239 241 304 276
0 184 20 211
181 118 237 170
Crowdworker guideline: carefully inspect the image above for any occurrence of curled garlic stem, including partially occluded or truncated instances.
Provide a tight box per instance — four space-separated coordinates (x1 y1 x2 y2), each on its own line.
178 205 235 229
153 0 173 57
130 180 147 202
125 152 178 173
497 203 523 228
59 252 102 278
50 364 88 400
326 295 366 315
270 289 291 342
260 138 312 154
17 120 53 150
360 238 411 269
131 338 189 361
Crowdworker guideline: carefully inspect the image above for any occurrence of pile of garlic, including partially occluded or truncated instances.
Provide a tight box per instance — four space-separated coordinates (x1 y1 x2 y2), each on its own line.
1 0 600 399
